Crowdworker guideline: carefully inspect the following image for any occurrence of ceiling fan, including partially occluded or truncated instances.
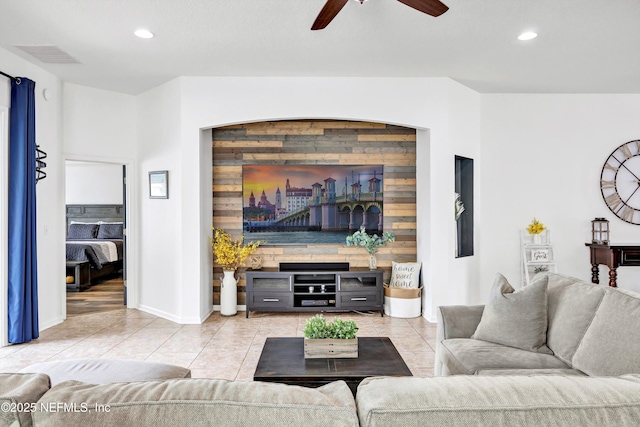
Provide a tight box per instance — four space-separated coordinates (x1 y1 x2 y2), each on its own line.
311 0 449 30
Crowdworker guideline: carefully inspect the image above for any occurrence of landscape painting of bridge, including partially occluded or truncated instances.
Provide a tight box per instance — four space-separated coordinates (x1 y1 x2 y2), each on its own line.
242 164 385 245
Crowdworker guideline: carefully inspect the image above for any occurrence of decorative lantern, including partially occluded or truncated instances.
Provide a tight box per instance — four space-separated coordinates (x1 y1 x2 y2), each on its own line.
591 218 610 245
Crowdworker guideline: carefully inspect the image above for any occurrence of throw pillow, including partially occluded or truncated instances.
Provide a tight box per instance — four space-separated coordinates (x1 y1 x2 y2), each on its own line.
97 222 124 239
390 261 421 288
473 275 552 354
67 223 98 240
487 273 515 302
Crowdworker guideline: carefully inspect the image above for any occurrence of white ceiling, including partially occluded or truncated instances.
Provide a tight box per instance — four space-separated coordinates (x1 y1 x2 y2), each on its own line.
1 0 639 95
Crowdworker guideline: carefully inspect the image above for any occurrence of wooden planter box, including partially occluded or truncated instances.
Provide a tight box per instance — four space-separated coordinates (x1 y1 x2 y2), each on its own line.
304 338 358 359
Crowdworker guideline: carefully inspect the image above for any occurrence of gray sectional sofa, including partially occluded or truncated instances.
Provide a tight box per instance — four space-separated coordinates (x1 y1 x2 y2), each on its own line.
435 272 640 377
3 272 640 426
4 370 640 426
1 372 359 427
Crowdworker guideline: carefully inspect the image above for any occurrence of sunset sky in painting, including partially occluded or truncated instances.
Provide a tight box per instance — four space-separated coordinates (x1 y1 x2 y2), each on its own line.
242 165 383 206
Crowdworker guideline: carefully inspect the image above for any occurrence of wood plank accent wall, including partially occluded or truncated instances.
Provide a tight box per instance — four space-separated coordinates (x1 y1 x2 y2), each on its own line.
212 120 417 306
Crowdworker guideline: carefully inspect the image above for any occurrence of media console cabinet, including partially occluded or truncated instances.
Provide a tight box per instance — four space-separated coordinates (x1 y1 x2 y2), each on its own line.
245 263 384 318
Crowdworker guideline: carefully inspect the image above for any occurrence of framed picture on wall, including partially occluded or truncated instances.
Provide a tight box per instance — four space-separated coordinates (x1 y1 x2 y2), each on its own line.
149 170 168 199
531 249 549 262
242 164 384 245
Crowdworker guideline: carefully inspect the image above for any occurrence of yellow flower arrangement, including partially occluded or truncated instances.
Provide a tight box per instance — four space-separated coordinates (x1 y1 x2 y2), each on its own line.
526 218 546 235
210 227 263 271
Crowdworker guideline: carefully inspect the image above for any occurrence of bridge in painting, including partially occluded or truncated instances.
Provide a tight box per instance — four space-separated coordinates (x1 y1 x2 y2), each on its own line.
269 192 384 232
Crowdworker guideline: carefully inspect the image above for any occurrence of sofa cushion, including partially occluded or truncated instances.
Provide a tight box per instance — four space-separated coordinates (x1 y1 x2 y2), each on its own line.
0 373 50 427
572 287 640 376
439 338 568 375
542 273 606 365
476 368 586 376
472 276 552 354
33 378 359 427
356 375 640 427
19 358 191 386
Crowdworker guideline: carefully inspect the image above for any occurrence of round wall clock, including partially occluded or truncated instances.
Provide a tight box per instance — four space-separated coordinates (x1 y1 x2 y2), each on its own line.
600 139 640 225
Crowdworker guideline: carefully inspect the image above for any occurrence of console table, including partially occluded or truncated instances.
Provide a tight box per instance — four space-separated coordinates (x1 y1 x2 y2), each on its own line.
585 243 640 287
245 263 383 318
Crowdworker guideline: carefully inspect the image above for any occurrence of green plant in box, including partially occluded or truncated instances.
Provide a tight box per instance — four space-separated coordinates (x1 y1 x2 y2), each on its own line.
303 315 358 339
303 315 332 339
331 318 359 339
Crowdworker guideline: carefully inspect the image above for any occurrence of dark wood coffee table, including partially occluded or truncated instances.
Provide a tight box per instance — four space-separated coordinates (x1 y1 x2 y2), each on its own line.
253 337 412 396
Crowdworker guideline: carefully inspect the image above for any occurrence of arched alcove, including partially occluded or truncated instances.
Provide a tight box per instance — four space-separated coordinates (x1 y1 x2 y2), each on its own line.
210 119 418 307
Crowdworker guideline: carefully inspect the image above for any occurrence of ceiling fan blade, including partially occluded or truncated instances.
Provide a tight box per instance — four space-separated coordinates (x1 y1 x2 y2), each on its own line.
311 0 349 30
396 0 449 17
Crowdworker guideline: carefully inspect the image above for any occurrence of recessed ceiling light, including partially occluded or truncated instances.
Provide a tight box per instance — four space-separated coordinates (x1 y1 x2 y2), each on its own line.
518 31 538 41
134 29 154 39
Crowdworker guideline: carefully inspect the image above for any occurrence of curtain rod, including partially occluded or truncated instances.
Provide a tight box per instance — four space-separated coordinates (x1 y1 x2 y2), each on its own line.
0 70 20 83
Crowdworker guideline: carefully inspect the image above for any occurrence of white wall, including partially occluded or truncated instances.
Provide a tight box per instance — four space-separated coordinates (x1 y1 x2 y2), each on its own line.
133 76 482 323
480 94 640 296
63 84 136 158
62 83 138 308
0 47 65 332
136 79 184 321
441 82 483 306
65 161 123 204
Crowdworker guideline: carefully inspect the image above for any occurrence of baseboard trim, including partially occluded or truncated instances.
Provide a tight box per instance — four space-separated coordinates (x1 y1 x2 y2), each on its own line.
138 304 208 324
39 316 64 332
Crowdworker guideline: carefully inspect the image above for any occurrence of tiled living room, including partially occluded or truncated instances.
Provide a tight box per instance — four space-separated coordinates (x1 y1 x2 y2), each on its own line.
2 1 640 425
0 310 437 379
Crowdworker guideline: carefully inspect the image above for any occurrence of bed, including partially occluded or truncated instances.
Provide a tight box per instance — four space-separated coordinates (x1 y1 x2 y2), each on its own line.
65 204 124 291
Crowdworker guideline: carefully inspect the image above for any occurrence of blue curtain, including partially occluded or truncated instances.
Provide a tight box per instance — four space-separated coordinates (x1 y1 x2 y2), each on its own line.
8 78 39 343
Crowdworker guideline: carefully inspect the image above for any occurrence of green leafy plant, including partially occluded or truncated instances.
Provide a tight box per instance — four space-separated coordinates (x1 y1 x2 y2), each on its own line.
332 318 359 339
303 315 332 339
303 315 359 340
345 226 395 255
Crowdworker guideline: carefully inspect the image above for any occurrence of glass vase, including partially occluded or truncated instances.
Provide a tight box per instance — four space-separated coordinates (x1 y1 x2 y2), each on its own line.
369 254 377 270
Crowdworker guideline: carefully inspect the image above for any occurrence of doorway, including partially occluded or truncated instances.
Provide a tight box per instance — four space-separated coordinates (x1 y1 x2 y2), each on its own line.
64 160 127 316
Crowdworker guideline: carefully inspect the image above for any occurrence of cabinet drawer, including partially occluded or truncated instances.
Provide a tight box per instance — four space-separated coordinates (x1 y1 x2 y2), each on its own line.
621 249 640 266
339 293 380 307
250 293 292 309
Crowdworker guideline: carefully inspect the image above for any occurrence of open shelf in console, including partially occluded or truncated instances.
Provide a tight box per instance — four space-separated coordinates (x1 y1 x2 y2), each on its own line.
294 294 336 308
293 273 336 285
293 284 336 294
292 273 337 307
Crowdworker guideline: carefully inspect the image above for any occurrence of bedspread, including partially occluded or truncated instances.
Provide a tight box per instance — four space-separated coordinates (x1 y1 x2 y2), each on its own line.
66 240 122 269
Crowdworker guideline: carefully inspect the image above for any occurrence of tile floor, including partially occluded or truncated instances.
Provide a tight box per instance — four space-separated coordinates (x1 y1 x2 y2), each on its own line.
0 309 437 379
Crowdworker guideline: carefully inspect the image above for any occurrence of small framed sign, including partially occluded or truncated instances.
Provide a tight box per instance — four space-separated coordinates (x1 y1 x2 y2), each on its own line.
149 170 169 199
531 249 549 262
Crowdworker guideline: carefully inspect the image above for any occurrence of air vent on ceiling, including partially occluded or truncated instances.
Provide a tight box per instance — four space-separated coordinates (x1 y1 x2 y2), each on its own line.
13 45 80 64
